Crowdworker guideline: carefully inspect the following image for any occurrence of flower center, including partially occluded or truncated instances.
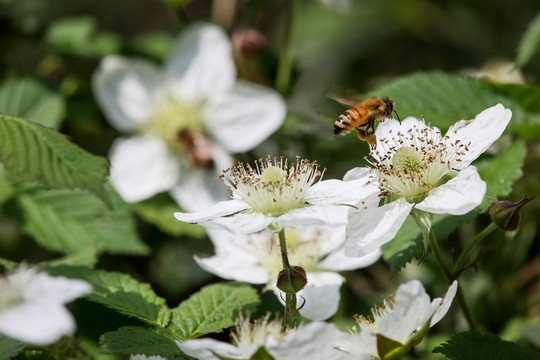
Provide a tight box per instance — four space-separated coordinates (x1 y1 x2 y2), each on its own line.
392 147 424 173
231 313 285 350
221 156 323 216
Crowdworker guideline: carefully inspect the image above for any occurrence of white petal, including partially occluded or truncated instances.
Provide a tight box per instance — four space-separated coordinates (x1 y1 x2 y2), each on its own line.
0 302 75 345
306 178 379 206
165 23 235 101
278 204 349 228
345 198 413 257
204 80 286 153
445 104 512 168
335 331 377 360
176 338 251 360
431 281 458 326
319 246 381 271
25 271 92 303
416 166 486 215
212 212 272 234
109 136 180 203
174 199 248 223
92 56 160 132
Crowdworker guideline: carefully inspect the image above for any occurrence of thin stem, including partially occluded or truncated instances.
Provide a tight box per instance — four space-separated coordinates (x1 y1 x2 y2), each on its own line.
278 229 298 327
428 229 478 330
275 0 296 95
453 222 498 275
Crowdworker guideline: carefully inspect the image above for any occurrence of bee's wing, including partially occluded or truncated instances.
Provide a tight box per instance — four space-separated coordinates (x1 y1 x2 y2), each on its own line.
326 85 363 107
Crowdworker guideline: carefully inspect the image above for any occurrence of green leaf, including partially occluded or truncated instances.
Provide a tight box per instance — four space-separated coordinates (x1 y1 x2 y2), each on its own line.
100 326 182 357
42 247 98 267
0 258 18 271
0 335 25 360
433 331 540 360
0 114 110 204
46 266 170 327
0 165 14 204
132 193 206 238
516 11 540 67
0 77 65 129
382 217 423 277
169 282 260 340
14 186 149 255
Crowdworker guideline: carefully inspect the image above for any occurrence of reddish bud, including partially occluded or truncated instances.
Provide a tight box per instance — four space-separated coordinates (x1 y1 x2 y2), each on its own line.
276 266 307 294
488 196 534 232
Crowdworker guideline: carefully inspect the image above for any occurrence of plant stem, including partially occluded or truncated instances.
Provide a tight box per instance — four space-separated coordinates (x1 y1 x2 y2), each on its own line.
275 0 296 95
278 228 298 327
428 229 478 330
453 222 498 275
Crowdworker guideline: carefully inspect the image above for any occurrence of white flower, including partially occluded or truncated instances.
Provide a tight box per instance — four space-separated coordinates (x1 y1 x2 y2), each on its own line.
0 266 92 345
174 156 380 234
336 280 458 359
93 23 286 212
345 104 512 256
130 355 168 360
197 225 381 320
176 313 349 360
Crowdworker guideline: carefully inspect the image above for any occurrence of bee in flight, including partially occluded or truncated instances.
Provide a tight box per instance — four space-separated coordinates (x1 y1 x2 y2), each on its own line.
329 94 400 146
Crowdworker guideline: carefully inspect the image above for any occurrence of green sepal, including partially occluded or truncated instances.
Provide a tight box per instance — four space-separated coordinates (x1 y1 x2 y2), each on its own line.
377 334 410 360
410 209 433 257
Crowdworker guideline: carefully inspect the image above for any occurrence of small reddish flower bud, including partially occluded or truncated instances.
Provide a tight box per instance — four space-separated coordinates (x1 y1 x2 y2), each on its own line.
276 266 307 294
488 196 534 232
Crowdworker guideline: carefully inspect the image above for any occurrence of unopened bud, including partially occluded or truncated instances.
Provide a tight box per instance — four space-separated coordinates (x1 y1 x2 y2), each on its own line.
276 266 307 294
232 29 267 56
488 196 534 232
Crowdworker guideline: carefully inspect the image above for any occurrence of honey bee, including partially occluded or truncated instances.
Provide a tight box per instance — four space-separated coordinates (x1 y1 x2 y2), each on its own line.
330 94 399 145
178 129 214 169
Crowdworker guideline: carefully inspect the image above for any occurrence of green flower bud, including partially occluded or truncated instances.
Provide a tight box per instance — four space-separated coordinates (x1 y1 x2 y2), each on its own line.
488 196 534 232
276 266 307 294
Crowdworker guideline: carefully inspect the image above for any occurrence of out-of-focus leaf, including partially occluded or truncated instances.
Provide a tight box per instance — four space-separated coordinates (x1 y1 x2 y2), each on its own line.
100 326 182 357
14 185 149 255
43 247 98 267
0 165 14 204
0 114 110 205
488 83 540 113
381 217 423 277
433 331 540 359
0 77 65 129
130 32 175 60
0 335 25 360
132 193 206 238
46 266 170 327
516 11 540 68
169 282 260 340
0 258 18 271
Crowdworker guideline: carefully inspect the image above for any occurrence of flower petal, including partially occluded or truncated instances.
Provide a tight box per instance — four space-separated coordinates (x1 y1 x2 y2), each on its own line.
345 197 413 257
319 246 381 271
204 80 286 153
342 167 372 181
176 338 251 360
278 204 349 228
92 56 160 132
445 104 512 168
109 136 180 203
174 199 248 223
431 280 458 326
212 212 272 234
415 166 486 215
306 178 379 206
165 23 235 101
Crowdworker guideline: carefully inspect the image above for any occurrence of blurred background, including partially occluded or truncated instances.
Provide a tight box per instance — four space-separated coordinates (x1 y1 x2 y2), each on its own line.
1 0 539 357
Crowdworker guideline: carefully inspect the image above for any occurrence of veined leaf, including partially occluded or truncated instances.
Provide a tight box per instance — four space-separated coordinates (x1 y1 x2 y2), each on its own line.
0 335 25 360
0 114 110 204
14 185 149 255
100 326 182 357
46 266 170 327
0 77 65 129
516 11 540 68
169 282 260 340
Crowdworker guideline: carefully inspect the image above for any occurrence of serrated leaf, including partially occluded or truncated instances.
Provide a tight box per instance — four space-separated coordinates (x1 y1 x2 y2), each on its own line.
367 71 524 130
0 114 110 204
433 331 540 360
14 185 149 255
100 326 182 357
0 77 65 129
43 247 98 267
169 282 260 340
516 12 540 67
132 193 206 238
0 335 25 360
46 266 170 327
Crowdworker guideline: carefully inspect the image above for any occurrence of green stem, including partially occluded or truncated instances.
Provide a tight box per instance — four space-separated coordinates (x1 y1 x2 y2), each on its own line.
428 229 478 330
453 222 498 275
278 229 298 327
275 0 296 95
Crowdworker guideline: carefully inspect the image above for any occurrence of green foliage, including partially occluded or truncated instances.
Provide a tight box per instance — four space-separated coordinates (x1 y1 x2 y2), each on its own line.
0 165 14 204
132 193 207 238
43 247 98 267
46 266 170 327
0 335 25 360
433 331 540 360
100 326 182 357
516 11 540 67
14 186 149 255
169 282 261 340
0 114 110 205
0 77 65 129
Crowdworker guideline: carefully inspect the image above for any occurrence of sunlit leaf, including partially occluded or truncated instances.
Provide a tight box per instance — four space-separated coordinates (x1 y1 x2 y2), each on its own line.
100 326 182 357
0 77 65 129
14 185 149 255
46 266 170 327
0 114 110 204
516 11 540 68
169 282 260 340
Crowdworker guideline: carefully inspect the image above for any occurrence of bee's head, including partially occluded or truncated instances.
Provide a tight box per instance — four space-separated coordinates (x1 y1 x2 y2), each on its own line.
384 97 400 124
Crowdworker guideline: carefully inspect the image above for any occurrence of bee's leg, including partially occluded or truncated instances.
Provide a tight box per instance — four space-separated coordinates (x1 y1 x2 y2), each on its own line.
366 134 377 145
356 128 368 141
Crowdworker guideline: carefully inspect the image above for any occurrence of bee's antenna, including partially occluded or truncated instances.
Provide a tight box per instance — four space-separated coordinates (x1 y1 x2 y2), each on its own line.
394 109 401 124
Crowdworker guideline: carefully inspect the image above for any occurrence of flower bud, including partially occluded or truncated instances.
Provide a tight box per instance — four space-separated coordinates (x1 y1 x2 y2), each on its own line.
488 196 534 232
276 266 307 294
